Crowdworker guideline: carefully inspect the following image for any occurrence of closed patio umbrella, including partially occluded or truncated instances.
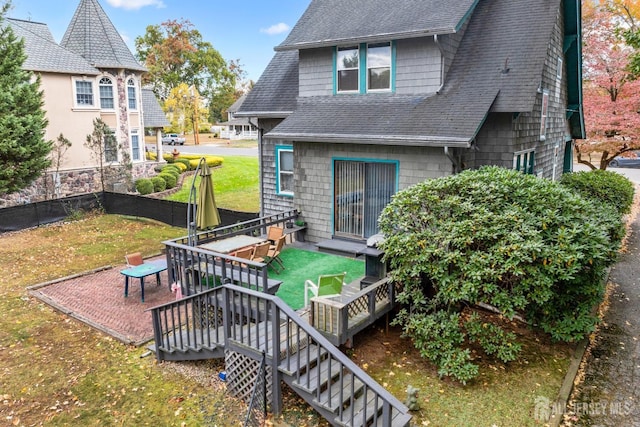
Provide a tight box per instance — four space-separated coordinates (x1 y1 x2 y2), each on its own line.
196 161 220 230
187 158 220 246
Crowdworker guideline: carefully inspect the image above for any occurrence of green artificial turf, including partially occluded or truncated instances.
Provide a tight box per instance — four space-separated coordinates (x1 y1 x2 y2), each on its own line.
272 247 365 310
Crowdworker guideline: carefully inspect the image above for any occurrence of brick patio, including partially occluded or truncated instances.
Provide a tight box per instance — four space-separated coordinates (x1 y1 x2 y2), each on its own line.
28 255 175 346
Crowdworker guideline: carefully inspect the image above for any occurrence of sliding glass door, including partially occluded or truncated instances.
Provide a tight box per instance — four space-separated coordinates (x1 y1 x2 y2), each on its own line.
334 159 397 239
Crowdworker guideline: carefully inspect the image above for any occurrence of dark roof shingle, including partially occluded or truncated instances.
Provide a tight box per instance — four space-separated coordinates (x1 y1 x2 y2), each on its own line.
61 0 146 72
141 89 169 128
277 0 480 51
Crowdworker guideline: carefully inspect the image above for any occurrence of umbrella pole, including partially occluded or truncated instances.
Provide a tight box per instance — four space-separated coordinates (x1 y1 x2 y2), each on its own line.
187 157 207 246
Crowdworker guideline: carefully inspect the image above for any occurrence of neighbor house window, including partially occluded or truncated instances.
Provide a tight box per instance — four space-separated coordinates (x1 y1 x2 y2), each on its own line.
99 77 114 109
540 90 549 141
276 145 294 196
75 80 94 106
131 129 141 161
127 79 137 110
337 46 359 92
514 149 535 174
104 130 117 163
367 42 391 91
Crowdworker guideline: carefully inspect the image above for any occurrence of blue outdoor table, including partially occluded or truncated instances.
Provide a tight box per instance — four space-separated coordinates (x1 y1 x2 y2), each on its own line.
120 259 168 302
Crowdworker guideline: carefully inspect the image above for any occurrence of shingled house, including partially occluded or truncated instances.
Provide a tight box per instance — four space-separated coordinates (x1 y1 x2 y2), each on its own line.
237 0 584 248
3 0 168 205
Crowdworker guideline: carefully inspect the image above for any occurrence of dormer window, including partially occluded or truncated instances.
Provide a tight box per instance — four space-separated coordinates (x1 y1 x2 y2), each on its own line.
337 46 359 92
99 77 114 109
335 42 394 94
367 42 391 91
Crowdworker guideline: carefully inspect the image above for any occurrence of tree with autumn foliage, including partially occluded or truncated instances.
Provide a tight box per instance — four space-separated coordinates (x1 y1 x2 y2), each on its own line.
134 19 247 125
578 1 640 169
163 83 209 136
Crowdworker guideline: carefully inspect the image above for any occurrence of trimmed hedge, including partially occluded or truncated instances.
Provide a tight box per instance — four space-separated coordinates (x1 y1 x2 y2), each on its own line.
158 172 177 189
135 178 154 195
151 176 167 192
561 169 635 215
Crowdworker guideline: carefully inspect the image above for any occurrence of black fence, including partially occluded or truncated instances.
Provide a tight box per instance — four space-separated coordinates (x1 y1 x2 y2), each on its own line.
0 192 258 233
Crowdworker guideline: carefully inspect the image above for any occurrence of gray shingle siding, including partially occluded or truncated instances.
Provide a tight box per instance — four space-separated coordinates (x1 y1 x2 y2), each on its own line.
293 142 453 242
299 48 334 97
395 38 442 95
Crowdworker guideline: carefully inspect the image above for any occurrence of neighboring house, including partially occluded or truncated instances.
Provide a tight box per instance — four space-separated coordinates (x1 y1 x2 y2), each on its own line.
217 94 258 140
236 0 585 247
1 0 168 206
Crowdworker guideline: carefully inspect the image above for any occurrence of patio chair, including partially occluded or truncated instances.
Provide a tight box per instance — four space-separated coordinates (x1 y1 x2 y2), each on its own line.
304 272 347 307
125 252 143 267
265 236 286 273
232 246 254 267
266 226 284 245
251 241 271 263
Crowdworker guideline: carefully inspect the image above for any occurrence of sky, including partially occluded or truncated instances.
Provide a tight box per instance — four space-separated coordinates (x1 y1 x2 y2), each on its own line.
8 0 310 82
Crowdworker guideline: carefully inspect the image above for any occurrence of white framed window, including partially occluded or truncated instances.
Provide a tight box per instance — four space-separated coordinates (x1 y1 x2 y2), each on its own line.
127 79 137 110
337 46 359 92
104 130 118 163
131 129 141 161
99 77 114 109
540 90 549 141
367 42 391 91
275 145 294 196
74 79 94 107
556 57 563 80
514 149 535 175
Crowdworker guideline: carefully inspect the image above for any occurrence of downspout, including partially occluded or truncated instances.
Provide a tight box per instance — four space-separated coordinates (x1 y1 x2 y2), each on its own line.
434 34 445 94
251 118 265 218
444 146 461 173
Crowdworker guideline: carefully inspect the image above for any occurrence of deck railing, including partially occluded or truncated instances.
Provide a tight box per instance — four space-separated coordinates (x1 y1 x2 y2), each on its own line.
150 284 410 424
309 277 400 346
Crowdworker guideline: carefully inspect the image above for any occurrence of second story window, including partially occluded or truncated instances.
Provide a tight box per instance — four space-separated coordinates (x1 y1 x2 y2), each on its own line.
127 79 137 110
99 77 114 109
75 80 94 106
276 145 294 196
337 46 359 92
367 42 391 91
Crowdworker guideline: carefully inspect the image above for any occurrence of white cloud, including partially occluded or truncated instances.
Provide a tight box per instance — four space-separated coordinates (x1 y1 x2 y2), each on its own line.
106 0 166 10
260 22 290 35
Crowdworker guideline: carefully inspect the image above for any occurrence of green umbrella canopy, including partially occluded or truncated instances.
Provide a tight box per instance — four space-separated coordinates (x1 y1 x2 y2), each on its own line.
196 162 220 230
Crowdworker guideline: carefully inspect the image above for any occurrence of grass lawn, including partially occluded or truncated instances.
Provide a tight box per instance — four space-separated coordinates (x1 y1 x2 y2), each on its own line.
165 155 259 212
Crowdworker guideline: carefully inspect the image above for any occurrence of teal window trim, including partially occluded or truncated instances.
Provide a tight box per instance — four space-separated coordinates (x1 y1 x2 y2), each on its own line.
359 43 367 94
275 145 294 197
333 42 395 94
331 156 400 233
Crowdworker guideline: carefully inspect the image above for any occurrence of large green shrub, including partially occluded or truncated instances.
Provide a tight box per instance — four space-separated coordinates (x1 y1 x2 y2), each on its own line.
158 172 177 189
174 158 191 171
379 166 624 383
561 169 635 215
151 176 167 192
135 178 154 195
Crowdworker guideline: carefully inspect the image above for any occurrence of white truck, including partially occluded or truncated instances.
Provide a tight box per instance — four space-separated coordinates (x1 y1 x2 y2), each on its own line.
161 133 185 145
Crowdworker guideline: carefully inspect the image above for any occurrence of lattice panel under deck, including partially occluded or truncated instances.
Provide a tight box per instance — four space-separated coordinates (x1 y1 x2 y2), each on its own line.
224 350 273 408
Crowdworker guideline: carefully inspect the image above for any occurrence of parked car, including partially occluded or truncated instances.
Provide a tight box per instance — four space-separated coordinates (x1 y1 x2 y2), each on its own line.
161 133 185 145
609 151 640 168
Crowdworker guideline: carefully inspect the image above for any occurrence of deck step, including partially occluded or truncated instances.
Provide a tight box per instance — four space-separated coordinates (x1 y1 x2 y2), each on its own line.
279 344 328 376
292 357 341 394
333 389 383 427
316 239 366 258
313 372 365 414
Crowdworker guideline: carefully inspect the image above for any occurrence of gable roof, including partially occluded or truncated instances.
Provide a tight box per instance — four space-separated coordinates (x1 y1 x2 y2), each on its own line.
7 18 99 75
242 0 584 144
141 89 169 128
237 50 299 118
276 0 480 51
61 0 146 71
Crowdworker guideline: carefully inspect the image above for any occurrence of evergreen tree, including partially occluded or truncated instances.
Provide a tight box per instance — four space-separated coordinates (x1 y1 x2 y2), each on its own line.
0 2 52 195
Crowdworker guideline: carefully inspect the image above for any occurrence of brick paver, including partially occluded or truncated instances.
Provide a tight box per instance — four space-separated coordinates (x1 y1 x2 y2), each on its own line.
30 256 176 345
